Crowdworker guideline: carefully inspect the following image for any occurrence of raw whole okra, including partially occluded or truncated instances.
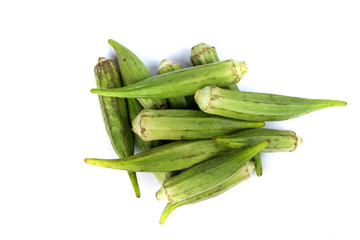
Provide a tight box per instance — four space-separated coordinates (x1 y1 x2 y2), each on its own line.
159 161 255 224
91 59 247 98
94 57 140 198
132 109 264 141
155 140 269 203
195 86 347 121
84 139 234 172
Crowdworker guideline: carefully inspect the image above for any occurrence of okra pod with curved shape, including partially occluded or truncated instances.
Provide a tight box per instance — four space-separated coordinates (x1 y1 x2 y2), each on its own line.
91 60 247 98
156 140 269 203
159 161 255 224
94 57 140 198
84 139 234 172
195 86 347 121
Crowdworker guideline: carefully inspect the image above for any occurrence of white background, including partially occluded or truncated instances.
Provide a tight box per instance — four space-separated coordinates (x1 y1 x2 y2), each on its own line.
1 1 359 239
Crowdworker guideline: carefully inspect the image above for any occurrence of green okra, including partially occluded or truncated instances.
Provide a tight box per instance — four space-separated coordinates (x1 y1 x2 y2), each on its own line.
108 39 167 109
132 109 265 141
84 139 234 172
190 43 239 91
195 86 347 121
94 57 140 198
214 128 303 152
91 59 247 99
253 153 262 177
157 59 189 109
156 140 270 203
159 161 255 224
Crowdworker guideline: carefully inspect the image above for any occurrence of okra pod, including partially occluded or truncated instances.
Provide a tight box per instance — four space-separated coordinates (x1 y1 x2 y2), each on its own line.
91 60 247 98
108 39 167 109
157 59 189 109
159 161 255 224
195 86 347 121
156 140 269 203
84 140 234 172
190 43 239 90
132 109 264 141
214 128 303 152
94 57 140 198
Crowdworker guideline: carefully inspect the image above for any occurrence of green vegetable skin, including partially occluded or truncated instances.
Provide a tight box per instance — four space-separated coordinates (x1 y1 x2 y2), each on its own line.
195 86 347 121
94 57 140 198
84 140 234 172
86 41 347 224
157 59 188 109
153 59 188 183
132 109 264 141
214 128 303 152
156 140 269 203
112 42 166 185
190 42 239 90
159 161 255 224
90 59 247 98
108 39 167 109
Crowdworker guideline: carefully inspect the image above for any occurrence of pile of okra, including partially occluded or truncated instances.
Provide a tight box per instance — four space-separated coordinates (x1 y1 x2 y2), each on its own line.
85 40 346 224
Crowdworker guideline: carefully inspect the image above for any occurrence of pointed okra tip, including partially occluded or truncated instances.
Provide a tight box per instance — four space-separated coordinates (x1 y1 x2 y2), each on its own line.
108 39 118 48
84 158 97 165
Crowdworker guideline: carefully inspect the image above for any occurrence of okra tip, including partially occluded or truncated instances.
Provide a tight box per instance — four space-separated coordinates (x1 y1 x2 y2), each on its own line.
107 39 118 47
90 88 115 96
84 158 94 165
333 100 347 107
